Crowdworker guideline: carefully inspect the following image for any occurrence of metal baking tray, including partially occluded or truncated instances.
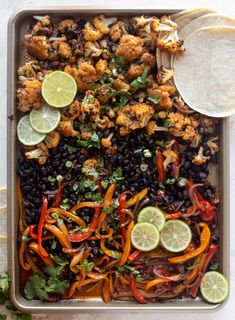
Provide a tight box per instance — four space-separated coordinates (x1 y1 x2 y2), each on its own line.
7 6 230 313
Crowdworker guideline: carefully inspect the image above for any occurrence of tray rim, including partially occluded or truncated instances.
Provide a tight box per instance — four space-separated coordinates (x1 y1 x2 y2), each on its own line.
7 6 230 313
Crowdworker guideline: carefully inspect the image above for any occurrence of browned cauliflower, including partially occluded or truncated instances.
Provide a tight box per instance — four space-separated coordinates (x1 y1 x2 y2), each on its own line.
109 21 127 42
63 100 80 119
32 15 53 35
83 22 103 42
82 158 99 175
51 40 72 59
93 15 117 34
96 84 113 104
84 42 103 57
127 64 145 81
95 59 111 76
157 66 174 84
116 103 154 135
134 15 177 34
17 61 41 79
173 96 194 114
58 119 78 137
115 35 144 62
80 91 101 122
58 19 78 34
168 112 199 141
192 147 210 165
64 62 97 92
113 75 130 91
140 52 156 68
17 79 43 112
25 142 49 165
146 120 168 135
44 131 60 149
207 137 219 155
157 30 185 54
97 116 114 130
163 149 178 170
147 83 176 110
24 34 49 60
101 133 114 148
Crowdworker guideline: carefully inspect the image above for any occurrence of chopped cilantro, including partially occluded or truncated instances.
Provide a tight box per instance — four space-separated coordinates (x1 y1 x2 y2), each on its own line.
166 178 176 185
77 259 94 273
147 93 161 105
130 67 150 92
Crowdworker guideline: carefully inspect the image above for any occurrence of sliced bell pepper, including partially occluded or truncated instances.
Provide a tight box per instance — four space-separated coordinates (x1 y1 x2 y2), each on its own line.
118 220 134 266
190 243 218 297
29 225 52 241
130 274 147 304
125 188 148 208
96 178 102 194
97 183 116 230
156 151 166 182
168 222 211 264
67 206 100 242
37 195 49 258
52 181 67 207
19 227 31 271
100 238 121 259
118 193 127 239
128 249 141 262
172 140 180 178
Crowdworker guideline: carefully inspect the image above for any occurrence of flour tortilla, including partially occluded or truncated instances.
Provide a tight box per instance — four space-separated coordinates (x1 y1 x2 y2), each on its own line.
171 13 235 67
158 8 216 68
173 26 235 117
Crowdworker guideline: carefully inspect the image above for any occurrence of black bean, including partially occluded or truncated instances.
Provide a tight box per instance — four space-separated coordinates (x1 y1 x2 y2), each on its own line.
199 171 208 180
204 149 211 157
184 161 191 169
198 126 205 134
185 200 192 208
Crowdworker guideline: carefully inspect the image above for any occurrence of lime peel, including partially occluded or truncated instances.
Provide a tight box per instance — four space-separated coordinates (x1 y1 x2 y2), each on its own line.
137 206 165 231
17 115 46 146
200 271 228 304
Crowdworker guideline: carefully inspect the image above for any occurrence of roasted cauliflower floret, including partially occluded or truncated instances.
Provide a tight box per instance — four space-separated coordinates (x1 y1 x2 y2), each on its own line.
82 158 99 175
192 147 210 165
44 131 60 149
51 40 72 59
173 96 194 114
147 83 175 110
17 79 43 112
157 66 174 85
101 133 114 148
207 137 219 155
63 100 80 119
24 34 49 60
109 21 127 42
84 42 103 57
127 64 145 81
115 35 144 63
64 62 97 92
32 15 53 35
25 142 49 165
80 91 101 122
157 29 185 54
146 120 168 135
58 119 78 137
163 149 178 170
17 61 41 79
58 19 78 34
95 59 111 76
168 112 199 141
96 84 113 104
116 103 154 134
190 133 202 148
97 116 115 129
83 22 103 42
93 15 117 34
113 75 130 91
141 52 156 68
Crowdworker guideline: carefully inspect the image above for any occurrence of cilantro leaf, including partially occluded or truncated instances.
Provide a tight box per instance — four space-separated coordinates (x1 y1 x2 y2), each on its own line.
47 278 69 295
44 266 63 278
24 275 48 301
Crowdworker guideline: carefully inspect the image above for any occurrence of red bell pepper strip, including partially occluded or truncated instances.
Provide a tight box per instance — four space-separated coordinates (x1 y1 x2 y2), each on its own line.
130 274 147 304
118 193 127 239
156 151 166 182
67 206 100 242
169 213 181 219
38 195 49 258
96 179 102 194
172 140 180 178
52 181 67 207
29 225 51 241
128 249 141 262
190 243 218 297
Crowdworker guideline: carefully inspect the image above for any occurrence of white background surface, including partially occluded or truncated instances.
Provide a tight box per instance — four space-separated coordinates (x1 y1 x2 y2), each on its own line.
1 0 235 319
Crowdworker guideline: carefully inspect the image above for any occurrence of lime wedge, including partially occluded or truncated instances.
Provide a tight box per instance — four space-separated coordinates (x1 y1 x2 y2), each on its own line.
138 206 165 231
160 220 192 252
29 104 61 134
17 115 46 146
131 222 160 252
200 271 228 304
42 71 77 108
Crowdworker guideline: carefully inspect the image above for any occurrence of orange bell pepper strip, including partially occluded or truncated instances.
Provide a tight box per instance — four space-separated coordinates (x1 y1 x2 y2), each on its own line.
71 201 101 212
17 178 24 233
97 184 116 231
44 223 72 251
125 188 148 208
100 238 121 259
118 220 134 266
145 278 171 291
47 208 86 228
184 253 207 285
168 222 211 264
156 151 166 182
25 253 41 273
19 227 31 271
28 242 55 267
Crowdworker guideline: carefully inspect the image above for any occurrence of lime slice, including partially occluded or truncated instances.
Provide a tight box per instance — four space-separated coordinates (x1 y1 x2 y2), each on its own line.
160 220 192 252
17 115 46 146
138 206 165 231
200 271 228 304
131 222 160 252
42 71 77 108
29 104 61 134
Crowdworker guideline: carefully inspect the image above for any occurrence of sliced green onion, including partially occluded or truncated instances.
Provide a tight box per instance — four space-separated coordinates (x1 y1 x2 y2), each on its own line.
156 140 164 147
140 164 148 172
65 174 72 180
56 175 63 182
143 149 152 158
65 160 73 168
166 178 176 185
51 213 59 219
48 176 56 183
177 177 187 187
